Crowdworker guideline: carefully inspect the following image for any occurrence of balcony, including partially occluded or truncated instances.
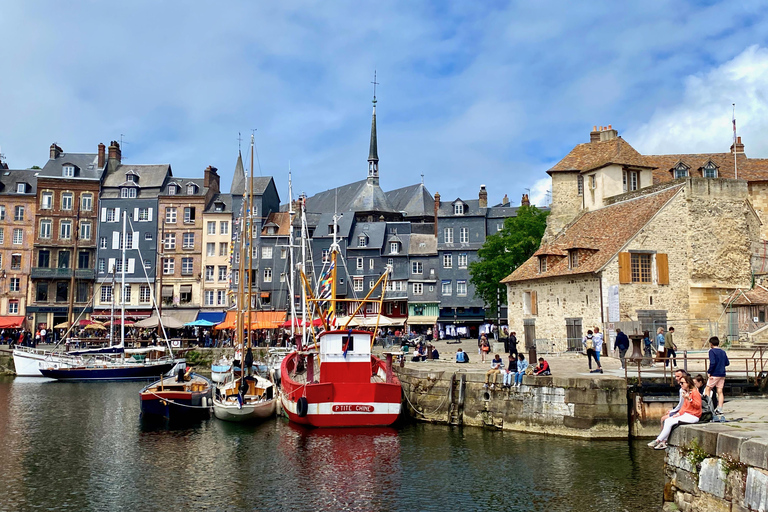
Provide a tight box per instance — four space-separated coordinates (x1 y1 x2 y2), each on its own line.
31 268 95 280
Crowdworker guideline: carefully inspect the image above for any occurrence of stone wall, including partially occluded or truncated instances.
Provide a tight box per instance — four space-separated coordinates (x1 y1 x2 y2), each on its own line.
545 171 582 242
748 181 768 240
397 367 629 438
664 423 768 512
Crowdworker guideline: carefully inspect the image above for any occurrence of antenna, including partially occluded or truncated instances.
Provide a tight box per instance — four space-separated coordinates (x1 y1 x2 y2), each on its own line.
421 172 424 184
252 129 263 177
371 70 379 105
120 134 129 160
237 132 243 152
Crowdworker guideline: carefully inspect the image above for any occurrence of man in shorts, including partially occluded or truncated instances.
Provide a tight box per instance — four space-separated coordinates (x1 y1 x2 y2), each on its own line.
705 336 729 416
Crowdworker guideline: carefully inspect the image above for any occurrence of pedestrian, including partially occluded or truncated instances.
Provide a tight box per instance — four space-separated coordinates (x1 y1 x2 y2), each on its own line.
484 353 504 389
514 353 529 387
40 327 47 344
655 327 666 364
642 330 654 367
427 327 433 342
614 328 630 370
665 327 678 368
480 336 490 362
508 331 518 358
704 336 729 416
583 330 602 373
648 374 701 450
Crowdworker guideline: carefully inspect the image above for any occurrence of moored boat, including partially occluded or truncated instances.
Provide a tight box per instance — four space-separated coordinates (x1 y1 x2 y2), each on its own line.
139 370 213 421
213 374 276 422
39 359 179 381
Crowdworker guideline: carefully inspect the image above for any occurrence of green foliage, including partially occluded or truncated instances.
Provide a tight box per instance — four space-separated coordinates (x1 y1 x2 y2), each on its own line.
469 205 549 315
30 165 41 170
682 439 708 474
720 453 747 476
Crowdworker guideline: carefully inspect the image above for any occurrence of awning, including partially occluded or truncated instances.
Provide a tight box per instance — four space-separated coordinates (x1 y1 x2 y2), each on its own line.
0 316 24 328
337 315 404 327
214 311 286 330
171 309 198 324
197 311 226 324
407 315 438 325
134 315 185 329
90 310 152 320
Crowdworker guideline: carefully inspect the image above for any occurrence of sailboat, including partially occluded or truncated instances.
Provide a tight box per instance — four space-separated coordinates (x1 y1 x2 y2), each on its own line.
212 134 276 422
278 199 402 428
39 211 182 381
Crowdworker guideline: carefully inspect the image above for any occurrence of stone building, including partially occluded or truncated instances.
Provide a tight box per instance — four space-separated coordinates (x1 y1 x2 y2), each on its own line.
93 142 171 321
504 126 768 350
200 193 232 321
0 169 37 323
28 144 104 330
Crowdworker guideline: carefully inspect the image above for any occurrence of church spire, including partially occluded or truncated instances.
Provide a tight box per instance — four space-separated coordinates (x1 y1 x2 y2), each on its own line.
367 71 379 184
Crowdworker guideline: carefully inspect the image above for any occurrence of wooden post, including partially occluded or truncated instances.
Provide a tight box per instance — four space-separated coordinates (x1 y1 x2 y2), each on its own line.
385 353 393 383
307 353 314 384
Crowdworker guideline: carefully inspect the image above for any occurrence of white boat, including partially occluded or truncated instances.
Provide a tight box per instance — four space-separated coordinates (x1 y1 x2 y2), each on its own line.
213 374 276 422
12 345 122 377
211 357 233 384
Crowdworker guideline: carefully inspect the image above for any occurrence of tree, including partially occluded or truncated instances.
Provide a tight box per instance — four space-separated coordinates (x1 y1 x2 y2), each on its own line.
469 205 549 315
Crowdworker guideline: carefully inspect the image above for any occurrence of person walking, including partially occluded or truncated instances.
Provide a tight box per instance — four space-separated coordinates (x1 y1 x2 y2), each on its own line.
508 331 518 358
642 330 655 367
665 327 677 368
614 328 630 370
583 330 597 371
648 374 701 450
655 327 666 364
480 336 490 362
514 353 529 387
704 336 729 416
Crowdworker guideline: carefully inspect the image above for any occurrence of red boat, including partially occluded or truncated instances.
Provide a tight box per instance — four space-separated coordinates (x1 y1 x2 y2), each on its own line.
279 329 402 427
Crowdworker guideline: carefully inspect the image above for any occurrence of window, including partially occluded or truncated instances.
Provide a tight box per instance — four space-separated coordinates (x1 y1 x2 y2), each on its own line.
186 184 197 195
61 193 73 210
165 207 177 224
106 208 116 222
114 259 123 273
0 206 5 220
36 219 51 239
164 233 176 250
703 162 718 178
252 245 258 259
220 221 229 235
179 285 192 303
10 277 20 292
390 242 399 254
38 250 50 268
76 282 88 303
454 203 464 215
41 192 53 209
206 242 215 256
358 235 367 247
14 206 24 221
218 266 227 281
140 285 151 304
369 258 375 270
217 290 227 305
280 272 286 283
98 258 105 273
163 258 175 275
13 228 23 244
126 173 137 183
80 222 91 240
322 249 330 262
356 257 364 270
523 290 538 316
8 301 18 314
539 256 547 273
11 254 21 270
145 233 153 241
16 183 25 193
168 184 178 195
353 277 364 291
264 268 272 282
577 175 584 196
442 280 452 296
623 170 639 192
219 242 228 256
81 193 93 211
205 265 214 281
674 164 688 179
443 254 453 268
101 285 113 304
183 207 195 223
444 228 454 244
36 282 48 302
459 227 469 243
121 232 133 249
413 283 423 295
457 280 467 296
387 258 393 267
205 290 215 306
262 246 273 259
78 251 89 269
138 208 149 221
144 260 151 269
458 253 468 268
181 257 194 275
183 232 194 249
412 261 423 274
62 165 75 178
281 247 288 259
122 284 131 304
631 253 652 283
207 221 216 235
55 282 68 302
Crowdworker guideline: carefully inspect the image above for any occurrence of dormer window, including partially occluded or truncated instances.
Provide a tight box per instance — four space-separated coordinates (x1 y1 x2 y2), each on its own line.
703 162 718 178
168 184 178 195
62 165 75 178
215 202 224 212
358 235 367 247
16 183 25 193
539 256 547 273
569 250 578 269
126 171 138 183
390 242 400 254
186 183 197 195
121 187 137 198
454 203 465 215
674 163 689 179
328 224 334 235
266 226 277 235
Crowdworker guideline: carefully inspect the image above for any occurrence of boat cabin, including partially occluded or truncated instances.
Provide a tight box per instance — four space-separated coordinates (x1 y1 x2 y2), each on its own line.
317 329 373 383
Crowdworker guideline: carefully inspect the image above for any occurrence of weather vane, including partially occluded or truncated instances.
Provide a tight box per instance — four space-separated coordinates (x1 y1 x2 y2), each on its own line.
371 70 379 105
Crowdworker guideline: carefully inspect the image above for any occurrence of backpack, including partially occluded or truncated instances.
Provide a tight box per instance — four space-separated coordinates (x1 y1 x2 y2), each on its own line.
699 394 714 423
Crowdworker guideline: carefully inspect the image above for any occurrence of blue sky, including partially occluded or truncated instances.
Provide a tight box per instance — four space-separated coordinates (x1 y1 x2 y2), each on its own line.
2 1 768 206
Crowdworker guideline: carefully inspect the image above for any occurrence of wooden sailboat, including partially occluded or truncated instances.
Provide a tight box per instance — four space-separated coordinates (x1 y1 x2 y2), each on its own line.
212 134 276 422
139 368 213 421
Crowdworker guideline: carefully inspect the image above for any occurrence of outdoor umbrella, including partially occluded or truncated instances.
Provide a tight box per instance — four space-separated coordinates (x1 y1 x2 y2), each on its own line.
134 315 184 329
53 321 70 329
83 323 107 331
184 319 218 327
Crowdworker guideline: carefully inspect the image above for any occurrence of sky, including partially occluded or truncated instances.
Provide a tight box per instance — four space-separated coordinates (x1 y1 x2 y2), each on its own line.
2 1 768 207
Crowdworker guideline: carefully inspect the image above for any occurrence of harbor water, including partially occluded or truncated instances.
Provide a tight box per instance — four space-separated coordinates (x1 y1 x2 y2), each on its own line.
0 377 665 511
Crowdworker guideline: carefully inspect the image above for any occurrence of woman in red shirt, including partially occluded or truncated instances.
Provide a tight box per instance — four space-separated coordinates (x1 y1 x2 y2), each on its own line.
649 374 701 450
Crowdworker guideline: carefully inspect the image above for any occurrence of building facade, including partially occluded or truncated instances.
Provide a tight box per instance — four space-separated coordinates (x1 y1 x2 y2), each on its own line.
201 194 232 315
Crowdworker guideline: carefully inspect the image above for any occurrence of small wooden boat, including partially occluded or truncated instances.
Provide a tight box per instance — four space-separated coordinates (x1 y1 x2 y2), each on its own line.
139 370 212 421
213 374 276 422
211 358 233 384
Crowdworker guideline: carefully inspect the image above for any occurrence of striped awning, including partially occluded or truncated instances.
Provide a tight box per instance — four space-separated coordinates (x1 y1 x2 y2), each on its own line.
406 315 438 325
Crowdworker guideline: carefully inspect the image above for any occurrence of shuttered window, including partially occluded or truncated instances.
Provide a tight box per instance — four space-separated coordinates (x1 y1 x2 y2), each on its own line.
656 253 669 285
618 252 631 284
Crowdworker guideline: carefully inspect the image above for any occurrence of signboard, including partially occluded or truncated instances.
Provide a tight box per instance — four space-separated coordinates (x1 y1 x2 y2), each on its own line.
332 404 374 413
608 285 620 323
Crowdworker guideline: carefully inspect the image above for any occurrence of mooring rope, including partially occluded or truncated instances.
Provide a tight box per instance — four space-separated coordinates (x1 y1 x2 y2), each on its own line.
146 390 211 409
401 381 449 417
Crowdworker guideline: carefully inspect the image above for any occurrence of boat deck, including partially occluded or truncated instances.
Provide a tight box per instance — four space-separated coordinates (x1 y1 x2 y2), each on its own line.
289 368 385 385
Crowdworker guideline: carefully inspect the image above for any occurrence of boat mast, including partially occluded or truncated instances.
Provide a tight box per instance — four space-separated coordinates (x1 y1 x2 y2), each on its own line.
300 195 308 349
288 170 296 341
121 209 126 348
245 134 255 371
235 163 247 360
330 193 339 328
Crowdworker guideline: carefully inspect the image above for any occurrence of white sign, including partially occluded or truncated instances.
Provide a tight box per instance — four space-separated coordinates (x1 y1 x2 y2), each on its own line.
608 285 620 323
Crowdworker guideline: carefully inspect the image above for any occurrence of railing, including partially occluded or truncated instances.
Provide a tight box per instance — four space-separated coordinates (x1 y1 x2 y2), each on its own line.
624 350 767 387
30 268 95 279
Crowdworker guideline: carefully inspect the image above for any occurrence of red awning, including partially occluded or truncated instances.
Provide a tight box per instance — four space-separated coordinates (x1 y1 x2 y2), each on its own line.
0 316 25 328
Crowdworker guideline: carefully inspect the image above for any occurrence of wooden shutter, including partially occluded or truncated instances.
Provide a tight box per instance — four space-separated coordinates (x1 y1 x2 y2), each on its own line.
531 290 538 316
132 232 139 250
112 232 120 249
147 208 153 222
618 252 631 284
100 208 107 222
657 253 669 285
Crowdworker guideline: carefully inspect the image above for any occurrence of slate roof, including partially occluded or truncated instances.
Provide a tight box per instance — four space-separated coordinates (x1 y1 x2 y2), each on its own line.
548 137 653 174
348 222 386 249
302 179 398 214
437 198 484 217
487 206 520 218
409 233 437 255
160 178 206 196
313 212 355 238
0 169 38 195
102 164 170 190
646 153 768 183
723 285 768 306
386 183 435 217
230 152 246 195
502 184 683 283
204 193 233 213
39 152 103 180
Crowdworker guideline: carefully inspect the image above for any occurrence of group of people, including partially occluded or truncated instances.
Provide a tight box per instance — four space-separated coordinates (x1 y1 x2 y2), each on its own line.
640 326 678 368
648 336 729 450
483 353 551 389
587 325 681 372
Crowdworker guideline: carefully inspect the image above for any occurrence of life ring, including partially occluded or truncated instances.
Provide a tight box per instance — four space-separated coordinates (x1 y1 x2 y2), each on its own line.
296 396 308 417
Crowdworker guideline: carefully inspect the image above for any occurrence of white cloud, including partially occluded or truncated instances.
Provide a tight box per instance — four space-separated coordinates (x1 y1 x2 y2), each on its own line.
528 178 551 208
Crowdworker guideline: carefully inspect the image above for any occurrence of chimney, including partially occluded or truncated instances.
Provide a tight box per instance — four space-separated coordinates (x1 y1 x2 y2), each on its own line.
204 165 220 191
434 192 440 237
49 143 62 160
730 136 745 155
478 185 488 208
502 194 510 207
108 141 121 165
590 126 601 143
521 193 530 206
97 143 106 169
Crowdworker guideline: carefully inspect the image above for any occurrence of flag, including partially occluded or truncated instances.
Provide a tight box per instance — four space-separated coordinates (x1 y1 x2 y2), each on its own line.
733 112 737 143
317 261 336 327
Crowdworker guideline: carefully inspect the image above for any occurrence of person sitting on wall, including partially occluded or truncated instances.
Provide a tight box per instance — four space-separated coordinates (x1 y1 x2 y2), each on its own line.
648 374 701 450
455 348 469 363
533 357 551 376
411 343 427 362
514 354 529 387
483 354 504 389
430 346 439 360
502 354 517 387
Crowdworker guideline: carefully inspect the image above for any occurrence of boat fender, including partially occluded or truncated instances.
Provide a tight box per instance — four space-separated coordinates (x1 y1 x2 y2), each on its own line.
202 396 207 408
297 396 309 417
